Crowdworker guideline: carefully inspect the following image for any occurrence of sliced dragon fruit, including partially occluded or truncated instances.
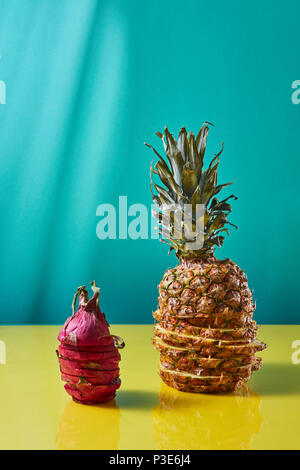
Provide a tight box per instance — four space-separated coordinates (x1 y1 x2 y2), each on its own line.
59 357 120 373
58 345 120 362
65 380 120 394
61 371 120 386
62 342 117 352
59 358 119 377
57 282 125 404
64 384 115 404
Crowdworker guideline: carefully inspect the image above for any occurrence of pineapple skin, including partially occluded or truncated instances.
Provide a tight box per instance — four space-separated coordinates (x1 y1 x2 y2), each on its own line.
159 256 254 323
153 255 266 393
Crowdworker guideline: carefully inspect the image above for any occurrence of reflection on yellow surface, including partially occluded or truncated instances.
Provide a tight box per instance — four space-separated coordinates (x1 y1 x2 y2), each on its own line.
57 399 120 450
1 325 300 449
152 384 263 450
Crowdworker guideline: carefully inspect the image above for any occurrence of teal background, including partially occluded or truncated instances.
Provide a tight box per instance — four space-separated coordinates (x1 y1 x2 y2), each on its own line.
0 0 299 325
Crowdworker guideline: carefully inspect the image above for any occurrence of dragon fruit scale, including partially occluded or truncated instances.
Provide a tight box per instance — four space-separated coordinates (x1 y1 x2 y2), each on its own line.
57 281 125 405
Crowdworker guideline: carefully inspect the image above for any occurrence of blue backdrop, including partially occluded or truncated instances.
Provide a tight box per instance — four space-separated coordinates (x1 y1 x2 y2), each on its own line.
0 0 299 324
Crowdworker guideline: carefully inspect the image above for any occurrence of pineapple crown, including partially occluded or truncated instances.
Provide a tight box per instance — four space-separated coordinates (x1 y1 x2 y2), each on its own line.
145 123 237 259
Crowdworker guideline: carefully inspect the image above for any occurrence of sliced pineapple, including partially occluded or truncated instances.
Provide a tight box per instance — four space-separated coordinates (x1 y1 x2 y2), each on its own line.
146 124 266 393
153 329 266 357
153 310 257 340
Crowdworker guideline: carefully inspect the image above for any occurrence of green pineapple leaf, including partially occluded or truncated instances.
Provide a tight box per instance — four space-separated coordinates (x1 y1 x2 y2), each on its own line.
146 123 237 258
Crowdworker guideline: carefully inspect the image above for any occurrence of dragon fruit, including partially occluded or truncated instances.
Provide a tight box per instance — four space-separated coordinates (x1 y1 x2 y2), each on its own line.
57 281 125 404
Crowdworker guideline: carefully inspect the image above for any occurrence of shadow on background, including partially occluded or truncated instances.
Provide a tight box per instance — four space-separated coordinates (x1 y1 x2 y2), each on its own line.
251 363 300 396
116 389 158 410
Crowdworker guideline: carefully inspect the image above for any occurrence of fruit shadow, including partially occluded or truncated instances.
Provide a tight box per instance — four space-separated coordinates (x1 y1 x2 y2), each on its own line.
116 390 158 410
250 363 300 396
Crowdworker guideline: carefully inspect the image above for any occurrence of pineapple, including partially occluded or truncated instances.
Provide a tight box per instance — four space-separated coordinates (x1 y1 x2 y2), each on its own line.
145 124 266 393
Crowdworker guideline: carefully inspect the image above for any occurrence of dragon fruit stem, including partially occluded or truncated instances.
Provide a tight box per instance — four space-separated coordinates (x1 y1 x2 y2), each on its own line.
63 286 89 333
72 285 88 315
90 280 100 306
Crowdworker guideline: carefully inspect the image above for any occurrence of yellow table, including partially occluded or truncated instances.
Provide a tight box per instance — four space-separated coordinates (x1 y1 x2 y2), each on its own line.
0 325 299 450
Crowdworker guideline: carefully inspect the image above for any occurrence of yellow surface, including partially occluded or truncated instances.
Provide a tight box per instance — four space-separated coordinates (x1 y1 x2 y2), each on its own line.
0 325 300 450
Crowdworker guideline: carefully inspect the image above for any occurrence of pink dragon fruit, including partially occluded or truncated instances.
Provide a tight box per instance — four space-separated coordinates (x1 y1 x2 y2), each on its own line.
58 345 121 364
57 281 125 405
